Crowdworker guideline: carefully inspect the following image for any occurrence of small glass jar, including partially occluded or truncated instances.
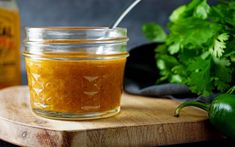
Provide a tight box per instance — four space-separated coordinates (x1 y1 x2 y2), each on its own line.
24 27 128 120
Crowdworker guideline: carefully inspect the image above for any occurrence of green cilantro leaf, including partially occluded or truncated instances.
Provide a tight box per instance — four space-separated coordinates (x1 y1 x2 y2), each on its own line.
186 57 212 96
170 5 187 22
170 0 210 22
213 57 232 91
209 33 229 58
193 0 210 19
156 54 179 83
142 23 167 42
167 18 222 51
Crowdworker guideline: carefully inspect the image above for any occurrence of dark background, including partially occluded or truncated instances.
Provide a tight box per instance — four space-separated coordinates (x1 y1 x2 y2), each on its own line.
18 0 193 49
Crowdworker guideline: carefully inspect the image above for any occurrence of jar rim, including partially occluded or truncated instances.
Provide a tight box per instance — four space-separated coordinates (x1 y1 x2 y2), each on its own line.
24 26 128 58
25 26 128 44
25 26 126 31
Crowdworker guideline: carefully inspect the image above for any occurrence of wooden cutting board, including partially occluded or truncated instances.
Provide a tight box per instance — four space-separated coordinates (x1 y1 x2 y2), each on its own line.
0 86 220 147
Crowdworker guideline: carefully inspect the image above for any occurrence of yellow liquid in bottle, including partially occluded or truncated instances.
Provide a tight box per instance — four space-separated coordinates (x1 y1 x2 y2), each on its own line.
0 7 21 88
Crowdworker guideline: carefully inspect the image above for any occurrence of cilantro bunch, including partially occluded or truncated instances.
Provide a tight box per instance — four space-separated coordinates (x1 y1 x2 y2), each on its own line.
143 0 235 96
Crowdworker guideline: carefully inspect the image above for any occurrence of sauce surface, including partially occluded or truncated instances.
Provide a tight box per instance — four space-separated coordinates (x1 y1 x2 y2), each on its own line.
25 57 126 113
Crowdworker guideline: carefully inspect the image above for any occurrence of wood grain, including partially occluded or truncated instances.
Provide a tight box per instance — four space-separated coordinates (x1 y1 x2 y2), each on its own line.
0 86 221 147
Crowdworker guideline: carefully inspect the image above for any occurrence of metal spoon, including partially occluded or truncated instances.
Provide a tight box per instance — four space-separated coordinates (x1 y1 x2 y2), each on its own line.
111 0 142 28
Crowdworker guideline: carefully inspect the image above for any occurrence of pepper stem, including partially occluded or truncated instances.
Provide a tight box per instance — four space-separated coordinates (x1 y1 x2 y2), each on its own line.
174 101 210 117
227 85 235 94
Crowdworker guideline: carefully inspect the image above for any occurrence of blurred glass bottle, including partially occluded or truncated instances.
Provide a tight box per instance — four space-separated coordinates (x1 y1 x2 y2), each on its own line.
0 0 21 89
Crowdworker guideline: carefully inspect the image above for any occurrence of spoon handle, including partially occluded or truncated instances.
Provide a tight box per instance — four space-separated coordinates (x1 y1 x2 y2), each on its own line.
111 0 142 29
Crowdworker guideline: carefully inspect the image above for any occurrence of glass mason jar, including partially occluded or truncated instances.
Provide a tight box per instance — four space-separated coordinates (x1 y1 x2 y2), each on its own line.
24 27 129 120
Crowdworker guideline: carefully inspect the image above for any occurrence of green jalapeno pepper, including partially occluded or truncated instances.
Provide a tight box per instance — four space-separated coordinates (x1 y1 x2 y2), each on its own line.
175 94 235 140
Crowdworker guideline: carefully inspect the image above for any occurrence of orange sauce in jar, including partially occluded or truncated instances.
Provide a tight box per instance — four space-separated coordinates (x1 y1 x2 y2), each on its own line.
25 54 126 114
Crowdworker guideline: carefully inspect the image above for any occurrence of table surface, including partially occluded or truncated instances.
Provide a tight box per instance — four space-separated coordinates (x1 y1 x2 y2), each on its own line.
0 86 233 146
